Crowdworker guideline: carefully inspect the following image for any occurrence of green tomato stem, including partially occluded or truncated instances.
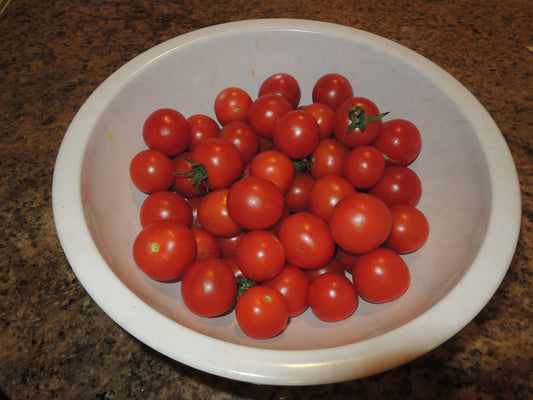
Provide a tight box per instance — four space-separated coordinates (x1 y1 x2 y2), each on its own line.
345 106 389 134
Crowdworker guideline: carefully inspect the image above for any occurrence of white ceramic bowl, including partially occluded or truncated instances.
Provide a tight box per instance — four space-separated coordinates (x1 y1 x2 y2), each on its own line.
52 19 521 385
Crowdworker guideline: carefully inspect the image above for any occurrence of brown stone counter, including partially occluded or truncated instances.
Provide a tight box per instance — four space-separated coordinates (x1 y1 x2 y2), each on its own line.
1 0 531 398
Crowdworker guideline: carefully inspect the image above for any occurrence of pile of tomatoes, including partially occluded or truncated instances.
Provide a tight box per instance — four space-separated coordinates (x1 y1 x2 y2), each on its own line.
129 73 429 339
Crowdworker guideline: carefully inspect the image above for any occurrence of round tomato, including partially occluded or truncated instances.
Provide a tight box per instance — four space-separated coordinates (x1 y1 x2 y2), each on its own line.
181 257 237 317
186 113 220 151
311 73 354 111
130 149 174 194
386 205 429 254
226 176 285 231
214 86 252 126
336 247 359 274
343 145 386 189
143 108 191 156
172 152 207 198
368 166 422 207
197 189 242 238
248 150 295 194
248 94 293 139
264 264 309 317
303 102 335 138
219 121 260 164
236 285 289 339
308 273 358 322
186 196 202 229
351 247 410 303
333 97 388 148
309 138 350 179
284 172 315 213
308 175 356 222
329 192 392 254
258 73 301 109
190 137 244 190
373 119 421 166
191 228 221 259
278 212 336 270
236 230 286 282
272 110 320 159
139 191 192 228
304 256 345 282
132 221 197 281
218 231 246 258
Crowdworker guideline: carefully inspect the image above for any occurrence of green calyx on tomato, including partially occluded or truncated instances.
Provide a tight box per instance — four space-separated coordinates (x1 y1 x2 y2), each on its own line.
292 157 310 172
345 107 389 135
150 242 160 252
236 276 257 299
176 159 209 191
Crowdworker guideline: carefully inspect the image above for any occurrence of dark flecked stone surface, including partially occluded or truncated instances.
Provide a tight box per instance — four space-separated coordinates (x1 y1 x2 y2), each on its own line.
1 0 532 399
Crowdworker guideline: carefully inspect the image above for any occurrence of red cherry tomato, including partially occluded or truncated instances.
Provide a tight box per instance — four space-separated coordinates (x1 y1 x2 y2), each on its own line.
308 175 356 222
386 205 429 254
333 97 387 148
284 172 315 213
218 231 246 258
226 176 285 231
248 94 293 139
329 192 392 254
197 189 242 238
181 257 237 317
248 150 295 194
219 121 260 164
278 212 336 270
309 138 350 179
236 230 286 282
369 166 422 207
272 110 320 159
132 221 197 281
264 264 310 317
373 119 422 166
191 228 221 259
258 73 301 109
312 73 354 111
304 102 335 138
343 145 386 189
308 273 358 322
139 191 192 228
130 149 174 194
351 248 410 303
172 152 207 198
304 256 345 282
186 114 220 151
214 86 252 126
336 247 359 274
143 108 191 156
236 285 289 339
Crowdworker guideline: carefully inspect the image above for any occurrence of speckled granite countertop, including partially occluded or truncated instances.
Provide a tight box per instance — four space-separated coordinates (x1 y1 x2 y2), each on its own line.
1 0 532 399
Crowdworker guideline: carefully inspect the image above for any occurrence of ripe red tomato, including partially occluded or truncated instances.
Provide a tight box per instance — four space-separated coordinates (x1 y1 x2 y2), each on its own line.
214 86 252 126
336 247 359 274
139 191 192 228
333 97 387 148
181 257 237 317
191 228 221 259
197 189 242 238
329 192 392 254
303 102 335 138
308 175 356 222
312 73 354 111
248 150 295 194
236 285 289 339
236 230 286 282
143 108 191 156
218 231 246 258
172 152 207 198
190 137 244 190
309 138 350 179
369 166 422 207
130 149 175 194
248 94 293 139
186 196 202 229
373 119 421 166
264 264 309 317
304 256 345 282
284 172 315 213
278 212 336 270
258 73 301 109
272 110 320 159
219 121 260 164
308 273 358 322
226 176 285 231
343 145 386 189
351 248 410 303
386 205 429 254
132 221 197 281
186 114 220 151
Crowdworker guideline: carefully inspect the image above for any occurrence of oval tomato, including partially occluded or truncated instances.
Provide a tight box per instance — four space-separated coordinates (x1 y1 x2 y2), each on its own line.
132 221 197 281
351 247 410 303
311 73 354 111
143 108 191 156
214 86 252 126
139 191 192 228
181 257 237 317
373 119 422 166
308 273 358 322
272 110 320 159
258 73 301 109
343 145 386 189
329 192 392 254
130 149 174 194
386 205 429 254
236 230 286 282
369 166 422 207
264 264 309 317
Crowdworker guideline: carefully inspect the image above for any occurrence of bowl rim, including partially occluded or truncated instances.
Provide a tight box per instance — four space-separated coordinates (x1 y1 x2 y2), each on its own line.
52 18 521 385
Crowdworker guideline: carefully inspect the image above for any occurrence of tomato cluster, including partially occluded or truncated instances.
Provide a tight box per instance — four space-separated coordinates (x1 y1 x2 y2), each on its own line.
129 72 429 339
